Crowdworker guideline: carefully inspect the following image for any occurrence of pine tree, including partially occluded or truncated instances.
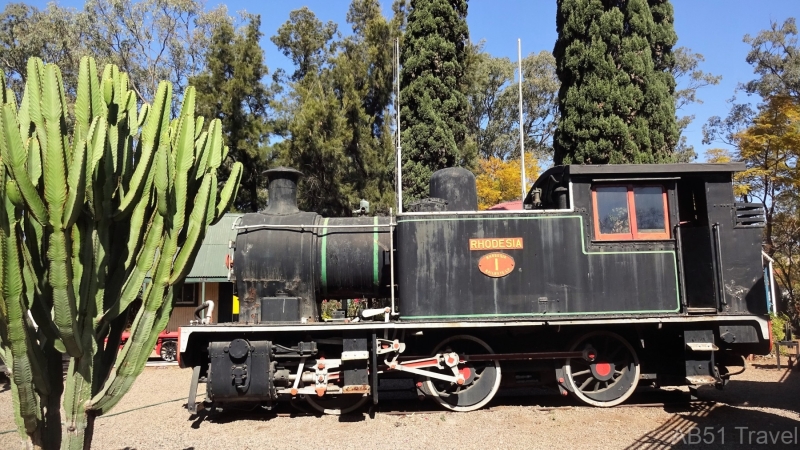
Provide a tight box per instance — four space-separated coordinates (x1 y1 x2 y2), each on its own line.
399 0 472 203
191 15 272 212
553 0 678 165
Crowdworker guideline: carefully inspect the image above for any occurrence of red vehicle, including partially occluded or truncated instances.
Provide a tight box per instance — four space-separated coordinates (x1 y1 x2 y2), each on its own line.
116 331 179 362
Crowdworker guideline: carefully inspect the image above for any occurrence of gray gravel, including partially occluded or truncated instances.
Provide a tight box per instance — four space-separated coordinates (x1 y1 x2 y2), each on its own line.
1 356 798 449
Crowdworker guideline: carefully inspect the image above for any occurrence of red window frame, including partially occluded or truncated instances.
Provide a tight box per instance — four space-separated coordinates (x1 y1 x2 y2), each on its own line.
591 184 670 241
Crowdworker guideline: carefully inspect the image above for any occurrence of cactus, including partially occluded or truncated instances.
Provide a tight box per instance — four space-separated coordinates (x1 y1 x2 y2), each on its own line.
0 57 242 449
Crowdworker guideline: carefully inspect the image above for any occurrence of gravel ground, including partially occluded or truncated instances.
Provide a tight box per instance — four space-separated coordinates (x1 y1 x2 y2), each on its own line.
1 356 798 449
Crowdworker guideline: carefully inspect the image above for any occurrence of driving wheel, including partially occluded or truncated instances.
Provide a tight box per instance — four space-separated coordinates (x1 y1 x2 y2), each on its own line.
424 335 501 412
564 331 640 407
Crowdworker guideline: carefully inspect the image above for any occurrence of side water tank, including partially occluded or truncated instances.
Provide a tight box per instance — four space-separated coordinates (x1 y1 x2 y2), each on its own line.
429 167 478 211
318 217 392 299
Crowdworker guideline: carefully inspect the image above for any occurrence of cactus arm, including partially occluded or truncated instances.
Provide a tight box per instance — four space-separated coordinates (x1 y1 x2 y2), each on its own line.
101 213 164 323
16 80 30 145
115 82 171 218
123 168 156 269
194 121 218 180
20 243 62 347
71 223 86 322
169 175 212 284
136 103 149 129
1 197 42 434
87 285 157 412
206 119 224 170
62 137 86 229
88 116 106 178
89 58 103 120
0 104 49 224
26 135 42 188
89 287 172 415
23 58 45 152
171 87 196 233
119 91 138 194
41 65 68 228
75 58 94 140
95 309 125 385
212 162 243 224
205 173 218 227
53 60 71 166
194 116 204 140
108 121 119 173
154 143 169 217
48 230 82 357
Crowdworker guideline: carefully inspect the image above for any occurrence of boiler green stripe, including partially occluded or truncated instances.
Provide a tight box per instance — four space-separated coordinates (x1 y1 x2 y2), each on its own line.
373 216 379 287
321 218 329 295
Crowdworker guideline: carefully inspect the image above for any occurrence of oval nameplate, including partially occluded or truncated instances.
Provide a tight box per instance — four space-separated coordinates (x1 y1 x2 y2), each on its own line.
477 252 515 278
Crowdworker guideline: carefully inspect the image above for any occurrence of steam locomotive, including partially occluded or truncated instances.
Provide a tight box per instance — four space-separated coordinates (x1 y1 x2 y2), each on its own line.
178 163 772 413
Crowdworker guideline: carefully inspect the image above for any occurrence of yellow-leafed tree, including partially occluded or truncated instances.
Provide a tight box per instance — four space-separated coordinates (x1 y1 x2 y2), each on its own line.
732 94 800 318
475 153 539 210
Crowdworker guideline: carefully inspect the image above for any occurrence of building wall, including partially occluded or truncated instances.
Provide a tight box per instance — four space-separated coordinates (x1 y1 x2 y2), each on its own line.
166 282 220 332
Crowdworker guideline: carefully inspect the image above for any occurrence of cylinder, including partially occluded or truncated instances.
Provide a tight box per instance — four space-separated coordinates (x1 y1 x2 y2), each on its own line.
429 167 478 211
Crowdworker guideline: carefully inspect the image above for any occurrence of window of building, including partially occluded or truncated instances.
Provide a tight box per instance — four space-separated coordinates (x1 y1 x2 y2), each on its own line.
592 185 669 240
174 283 201 306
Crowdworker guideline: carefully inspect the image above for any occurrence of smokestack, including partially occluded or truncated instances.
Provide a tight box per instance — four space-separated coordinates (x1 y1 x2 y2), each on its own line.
262 167 303 215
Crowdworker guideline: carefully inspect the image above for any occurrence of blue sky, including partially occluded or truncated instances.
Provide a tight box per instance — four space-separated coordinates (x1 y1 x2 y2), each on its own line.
30 1 799 159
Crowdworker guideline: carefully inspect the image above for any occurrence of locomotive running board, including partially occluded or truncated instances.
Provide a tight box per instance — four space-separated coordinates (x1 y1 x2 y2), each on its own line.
178 315 769 355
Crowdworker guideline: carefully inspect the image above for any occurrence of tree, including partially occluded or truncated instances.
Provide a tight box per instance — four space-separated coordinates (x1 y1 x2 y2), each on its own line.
475 153 540 210
0 0 229 107
743 18 799 99
270 7 338 82
465 48 515 160
733 95 800 251
0 57 240 449
84 0 229 104
332 0 398 213
399 0 471 204
553 0 679 165
192 14 272 212
465 48 559 162
273 1 398 215
0 3 89 100
671 47 721 161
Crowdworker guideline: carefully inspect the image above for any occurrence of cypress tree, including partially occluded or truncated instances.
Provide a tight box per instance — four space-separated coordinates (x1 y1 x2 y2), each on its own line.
553 0 678 165
400 0 472 203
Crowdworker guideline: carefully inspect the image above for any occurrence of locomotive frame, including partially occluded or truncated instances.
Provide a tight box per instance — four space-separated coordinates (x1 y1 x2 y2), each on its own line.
177 162 772 414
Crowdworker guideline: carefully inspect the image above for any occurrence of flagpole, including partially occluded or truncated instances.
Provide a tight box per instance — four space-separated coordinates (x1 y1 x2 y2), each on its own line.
518 38 526 200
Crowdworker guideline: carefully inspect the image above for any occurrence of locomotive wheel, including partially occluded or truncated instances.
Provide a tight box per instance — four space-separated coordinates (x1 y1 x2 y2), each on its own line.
424 335 501 412
564 331 640 407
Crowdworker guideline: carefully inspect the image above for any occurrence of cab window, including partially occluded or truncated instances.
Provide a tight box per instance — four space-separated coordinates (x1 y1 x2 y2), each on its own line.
592 185 669 240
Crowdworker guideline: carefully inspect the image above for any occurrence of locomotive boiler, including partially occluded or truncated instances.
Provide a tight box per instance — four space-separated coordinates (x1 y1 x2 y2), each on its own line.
178 163 772 414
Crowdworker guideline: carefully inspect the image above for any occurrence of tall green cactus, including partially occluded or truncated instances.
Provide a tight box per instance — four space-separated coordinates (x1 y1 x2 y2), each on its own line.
0 57 242 449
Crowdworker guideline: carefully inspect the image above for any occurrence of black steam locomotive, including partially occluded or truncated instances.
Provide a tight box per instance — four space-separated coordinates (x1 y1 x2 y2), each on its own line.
178 163 772 413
